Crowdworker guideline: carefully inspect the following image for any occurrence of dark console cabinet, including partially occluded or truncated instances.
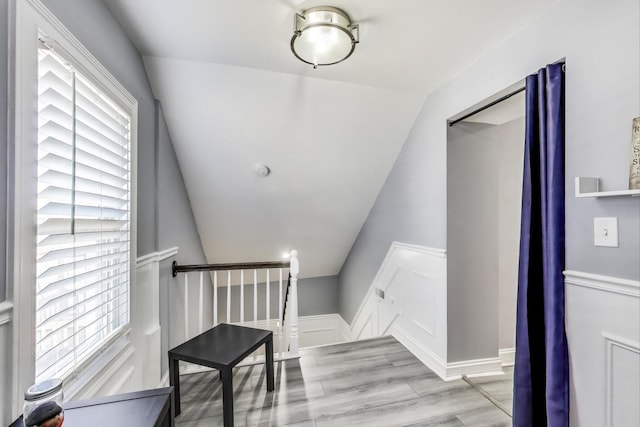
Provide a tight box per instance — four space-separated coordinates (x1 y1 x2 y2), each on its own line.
9 387 174 427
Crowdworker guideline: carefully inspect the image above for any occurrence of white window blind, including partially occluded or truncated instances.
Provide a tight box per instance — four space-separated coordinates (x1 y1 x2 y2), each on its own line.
35 44 131 382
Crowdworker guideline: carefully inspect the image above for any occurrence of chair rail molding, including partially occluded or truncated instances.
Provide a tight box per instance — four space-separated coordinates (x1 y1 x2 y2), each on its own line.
136 246 179 268
564 270 640 298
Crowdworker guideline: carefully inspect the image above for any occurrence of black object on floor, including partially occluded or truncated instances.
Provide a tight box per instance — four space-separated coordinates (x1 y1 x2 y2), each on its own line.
168 323 274 427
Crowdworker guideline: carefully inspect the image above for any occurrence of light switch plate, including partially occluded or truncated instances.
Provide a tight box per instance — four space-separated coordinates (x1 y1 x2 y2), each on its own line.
594 217 619 247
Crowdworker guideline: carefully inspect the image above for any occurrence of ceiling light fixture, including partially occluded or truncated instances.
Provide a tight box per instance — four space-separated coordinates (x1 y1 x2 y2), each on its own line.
290 6 359 69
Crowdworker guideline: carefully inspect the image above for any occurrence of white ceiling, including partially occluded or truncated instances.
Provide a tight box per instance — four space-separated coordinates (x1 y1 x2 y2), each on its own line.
103 0 555 278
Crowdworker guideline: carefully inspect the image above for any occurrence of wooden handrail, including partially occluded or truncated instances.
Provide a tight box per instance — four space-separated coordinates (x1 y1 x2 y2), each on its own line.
172 260 291 277
281 274 291 322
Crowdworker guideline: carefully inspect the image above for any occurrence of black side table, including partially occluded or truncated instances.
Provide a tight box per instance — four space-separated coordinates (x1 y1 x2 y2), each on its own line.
168 323 274 427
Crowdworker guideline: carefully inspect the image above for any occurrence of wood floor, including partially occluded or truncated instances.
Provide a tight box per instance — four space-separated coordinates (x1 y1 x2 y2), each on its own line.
174 336 513 426
464 367 514 417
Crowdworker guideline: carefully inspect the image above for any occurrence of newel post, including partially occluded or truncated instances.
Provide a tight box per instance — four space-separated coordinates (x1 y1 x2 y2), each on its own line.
289 250 299 355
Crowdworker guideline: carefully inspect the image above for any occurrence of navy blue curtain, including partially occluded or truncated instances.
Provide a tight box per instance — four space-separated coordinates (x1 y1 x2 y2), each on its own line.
513 63 569 426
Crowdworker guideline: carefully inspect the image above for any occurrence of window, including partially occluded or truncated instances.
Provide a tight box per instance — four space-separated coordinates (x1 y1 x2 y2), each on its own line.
11 0 137 403
34 45 132 382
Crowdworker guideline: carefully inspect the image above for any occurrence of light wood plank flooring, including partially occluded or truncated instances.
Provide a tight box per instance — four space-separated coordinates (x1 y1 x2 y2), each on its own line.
174 336 512 426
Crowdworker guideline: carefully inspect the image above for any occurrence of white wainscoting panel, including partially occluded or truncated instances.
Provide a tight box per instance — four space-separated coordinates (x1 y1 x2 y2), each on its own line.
133 247 177 390
347 242 450 378
298 314 347 348
565 270 640 427
603 332 640 427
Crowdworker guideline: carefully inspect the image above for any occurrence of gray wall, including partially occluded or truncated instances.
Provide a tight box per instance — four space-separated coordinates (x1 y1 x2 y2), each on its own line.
1 0 8 301
339 0 640 333
447 122 500 362
337 104 447 322
497 118 524 350
446 118 524 362
298 276 339 315
156 101 211 370
216 275 339 323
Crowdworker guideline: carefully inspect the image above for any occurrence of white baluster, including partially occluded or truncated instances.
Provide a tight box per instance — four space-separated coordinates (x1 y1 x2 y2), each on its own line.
253 269 258 361
289 250 299 355
240 270 245 323
213 271 218 326
184 274 189 340
266 269 270 326
199 271 204 333
253 269 257 324
278 268 283 357
227 270 231 324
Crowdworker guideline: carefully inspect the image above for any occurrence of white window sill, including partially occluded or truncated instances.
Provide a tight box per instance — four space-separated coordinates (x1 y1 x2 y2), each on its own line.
62 326 133 401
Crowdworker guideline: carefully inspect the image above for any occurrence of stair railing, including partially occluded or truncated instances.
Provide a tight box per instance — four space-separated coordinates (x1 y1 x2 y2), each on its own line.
172 250 299 360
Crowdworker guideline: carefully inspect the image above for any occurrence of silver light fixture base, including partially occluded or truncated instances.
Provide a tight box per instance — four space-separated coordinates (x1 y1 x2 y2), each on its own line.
290 6 359 68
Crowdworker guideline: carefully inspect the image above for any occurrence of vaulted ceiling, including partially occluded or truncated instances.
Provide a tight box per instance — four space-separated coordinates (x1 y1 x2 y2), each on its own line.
102 0 555 278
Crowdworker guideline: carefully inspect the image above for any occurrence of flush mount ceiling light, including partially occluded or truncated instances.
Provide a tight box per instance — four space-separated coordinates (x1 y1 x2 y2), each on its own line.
290 6 359 69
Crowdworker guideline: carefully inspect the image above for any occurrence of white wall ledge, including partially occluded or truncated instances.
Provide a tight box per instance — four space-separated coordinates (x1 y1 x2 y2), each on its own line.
564 270 640 298
136 246 179 268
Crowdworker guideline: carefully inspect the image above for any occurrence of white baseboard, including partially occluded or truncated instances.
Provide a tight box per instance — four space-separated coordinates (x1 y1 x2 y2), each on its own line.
448 357 503 379
390 324 503 381
391 324 449 380
499 347 515 367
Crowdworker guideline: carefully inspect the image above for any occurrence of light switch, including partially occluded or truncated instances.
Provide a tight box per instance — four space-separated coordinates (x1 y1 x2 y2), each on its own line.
594 217 619 247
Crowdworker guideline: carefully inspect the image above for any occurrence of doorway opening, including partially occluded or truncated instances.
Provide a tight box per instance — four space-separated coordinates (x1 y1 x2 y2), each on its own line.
446 83 526 416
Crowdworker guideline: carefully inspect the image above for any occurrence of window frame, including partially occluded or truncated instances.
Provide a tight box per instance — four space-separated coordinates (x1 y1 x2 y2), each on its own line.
8 0 138 413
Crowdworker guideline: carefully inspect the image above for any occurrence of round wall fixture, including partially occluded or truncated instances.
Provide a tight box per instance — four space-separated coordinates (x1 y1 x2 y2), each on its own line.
255 164 271 177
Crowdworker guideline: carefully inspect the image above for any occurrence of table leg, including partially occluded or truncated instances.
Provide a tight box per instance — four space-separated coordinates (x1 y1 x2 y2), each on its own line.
169 356 181 416
265 337 274 391
169 388 176 427
221 367 234 427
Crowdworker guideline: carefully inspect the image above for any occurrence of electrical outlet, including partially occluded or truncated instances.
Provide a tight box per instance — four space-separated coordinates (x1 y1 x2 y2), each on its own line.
594 217 619 247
